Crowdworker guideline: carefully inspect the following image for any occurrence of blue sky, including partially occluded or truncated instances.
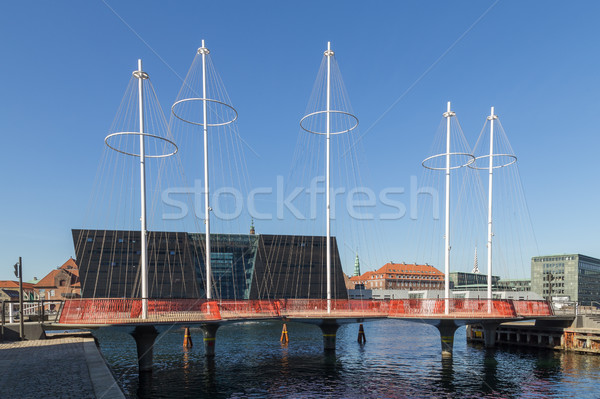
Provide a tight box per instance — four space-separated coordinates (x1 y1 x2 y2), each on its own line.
1 1 599 280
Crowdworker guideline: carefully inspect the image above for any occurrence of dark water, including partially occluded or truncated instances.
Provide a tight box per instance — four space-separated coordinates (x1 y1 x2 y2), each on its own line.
94 320 600 398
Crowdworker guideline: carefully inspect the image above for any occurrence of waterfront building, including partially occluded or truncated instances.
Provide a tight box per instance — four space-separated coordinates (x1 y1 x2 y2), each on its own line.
348 262 444 291
0 281 38 300
72 229 348 300
448 271 500 291
497 279 531 292
0 289 19 302
531 254 600 305
35 258 81 302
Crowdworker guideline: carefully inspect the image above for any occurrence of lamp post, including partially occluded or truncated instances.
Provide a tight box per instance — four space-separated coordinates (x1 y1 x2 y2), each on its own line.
13 257 24 340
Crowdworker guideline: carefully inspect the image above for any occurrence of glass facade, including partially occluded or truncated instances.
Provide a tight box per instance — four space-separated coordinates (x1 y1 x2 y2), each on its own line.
448 272 500 290
190 234 259 300
531 254 600 305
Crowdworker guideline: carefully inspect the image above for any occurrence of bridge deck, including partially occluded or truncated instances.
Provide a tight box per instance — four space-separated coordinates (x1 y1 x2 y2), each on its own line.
56 298 553 327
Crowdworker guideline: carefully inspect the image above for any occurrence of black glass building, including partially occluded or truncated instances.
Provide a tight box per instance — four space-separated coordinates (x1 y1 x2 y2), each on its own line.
72 229 348 300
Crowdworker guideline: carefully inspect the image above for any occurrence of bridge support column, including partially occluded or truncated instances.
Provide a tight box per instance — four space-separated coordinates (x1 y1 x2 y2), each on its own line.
201 324 219 357
482 323 499 348
437 321 458 357
319 322 339 351
131 325 159 372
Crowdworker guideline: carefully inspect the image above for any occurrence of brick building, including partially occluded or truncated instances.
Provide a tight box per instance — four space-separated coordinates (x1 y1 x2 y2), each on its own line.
348 262 444 290
35 258 81 301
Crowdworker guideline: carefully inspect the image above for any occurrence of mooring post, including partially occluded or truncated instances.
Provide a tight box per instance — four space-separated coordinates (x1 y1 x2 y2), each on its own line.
201 324 219 357
437 320 459 357
280 323 289 344
183 326 193 348
319 322 340 351
357 323 366 344
130 325 159 372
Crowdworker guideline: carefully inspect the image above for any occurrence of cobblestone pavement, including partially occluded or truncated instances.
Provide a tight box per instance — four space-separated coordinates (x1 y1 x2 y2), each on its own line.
0 337 98 398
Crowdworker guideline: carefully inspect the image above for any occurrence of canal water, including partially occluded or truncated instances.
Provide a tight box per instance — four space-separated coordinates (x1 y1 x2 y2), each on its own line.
94 320 600 398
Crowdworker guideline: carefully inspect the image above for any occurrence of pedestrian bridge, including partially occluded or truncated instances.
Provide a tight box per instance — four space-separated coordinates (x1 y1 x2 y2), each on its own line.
58 298 553 326
54 298 555 371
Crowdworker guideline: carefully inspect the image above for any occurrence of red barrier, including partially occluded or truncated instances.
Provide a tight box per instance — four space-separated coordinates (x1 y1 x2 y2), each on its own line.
57 298 552 325
280 299 389 317
512 300 553 317
58 298 221 324
388 299 518 318
217 300 281 318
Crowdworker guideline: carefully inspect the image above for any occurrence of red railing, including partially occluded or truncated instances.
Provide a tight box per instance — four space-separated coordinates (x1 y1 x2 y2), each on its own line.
57 298 553 325
280 299 390 317
58 299 221 324
512 300 554 317
217 300 281 319
388 299 518 318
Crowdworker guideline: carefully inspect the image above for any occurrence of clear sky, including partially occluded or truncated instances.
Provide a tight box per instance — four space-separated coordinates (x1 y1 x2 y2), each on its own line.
1 1 599 281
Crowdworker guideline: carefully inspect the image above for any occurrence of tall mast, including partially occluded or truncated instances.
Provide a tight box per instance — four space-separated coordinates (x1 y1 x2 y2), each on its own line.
487 106 497 301
443 101 455 314
171 41 238 301
105 60 178 319
299 42 357 313
136 59 148 319
325 41 333 313
199 40 212 300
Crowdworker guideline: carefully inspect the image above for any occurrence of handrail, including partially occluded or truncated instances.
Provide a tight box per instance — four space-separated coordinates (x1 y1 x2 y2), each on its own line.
53 298 554 325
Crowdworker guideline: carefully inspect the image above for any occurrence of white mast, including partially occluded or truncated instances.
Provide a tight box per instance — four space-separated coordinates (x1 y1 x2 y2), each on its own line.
299 42 358 314
325 41 333 314
487 106 497 301
443 101 454 314
171 41 238 301
105 60 178 319
199 40 212 300
137 59 149 319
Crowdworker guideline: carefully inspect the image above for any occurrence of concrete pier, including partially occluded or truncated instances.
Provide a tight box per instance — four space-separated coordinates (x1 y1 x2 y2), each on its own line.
130 325 159 372
319 322 340 351
482 323 498 348
437 321 458 357
201 324 220 357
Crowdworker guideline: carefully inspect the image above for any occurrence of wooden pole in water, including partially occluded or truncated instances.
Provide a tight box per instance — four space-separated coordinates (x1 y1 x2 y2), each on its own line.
357 323 366 344
183 326 193 348
280 323 289 343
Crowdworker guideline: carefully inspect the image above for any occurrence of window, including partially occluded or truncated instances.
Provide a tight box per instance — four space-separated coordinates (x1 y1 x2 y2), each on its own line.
59 280 66 287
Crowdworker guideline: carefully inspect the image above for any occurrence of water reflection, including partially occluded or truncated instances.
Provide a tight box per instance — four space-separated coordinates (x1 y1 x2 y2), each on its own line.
439 356 455 393
481 349 498 394
92 320 600 398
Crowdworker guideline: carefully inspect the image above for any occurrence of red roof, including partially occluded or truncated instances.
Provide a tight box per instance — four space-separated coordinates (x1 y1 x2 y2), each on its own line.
350 263 443 280
59 258 78 270
0 281 36 290
349 270 375 281
35 258 80 288
377 262 443 276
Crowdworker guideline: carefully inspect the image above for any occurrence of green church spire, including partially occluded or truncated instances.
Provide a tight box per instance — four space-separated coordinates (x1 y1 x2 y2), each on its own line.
354 253 361 276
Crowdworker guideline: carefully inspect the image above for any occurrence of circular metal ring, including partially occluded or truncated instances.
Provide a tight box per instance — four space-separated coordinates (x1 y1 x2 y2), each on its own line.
299 110 359 135
105 132 178 158
468 154 517 170
422 152 476 171
171 98 238 127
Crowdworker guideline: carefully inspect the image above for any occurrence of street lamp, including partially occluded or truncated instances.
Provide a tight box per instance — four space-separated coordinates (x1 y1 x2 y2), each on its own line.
12 257 24 340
